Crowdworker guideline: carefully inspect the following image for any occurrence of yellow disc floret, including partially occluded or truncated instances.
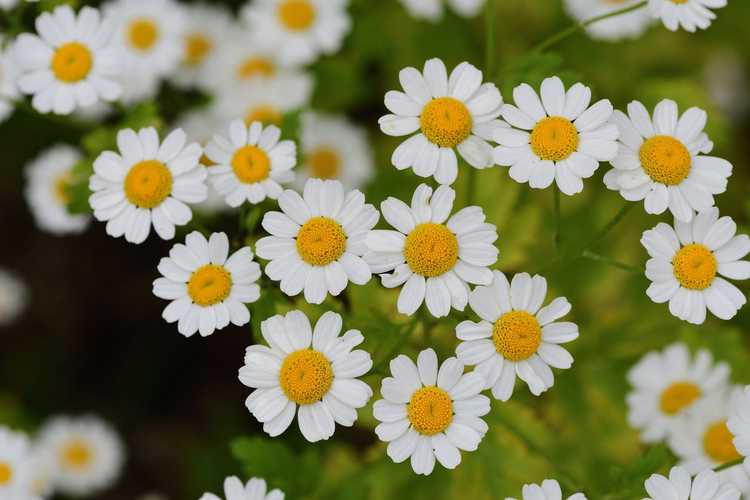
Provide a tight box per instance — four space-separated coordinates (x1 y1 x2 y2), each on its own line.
659 381 701 415
237 57 275 80
639 135 691 185
277 0 316 31
530 116 579 162
232 145 271 184
184 33 212 66
187 265 233 307
245 106 283 126
493 310 542 361
407 386 453 435
61 440 92 471
51 42 93 83
0 462 12 485
308 147 340 180
128 18 159 51
296 217 347 266
672 244 717 290
124 160 173 209
420 97 473 148
404 223 459 277
279 349 333 404
54 170 73 204
703 420 741 464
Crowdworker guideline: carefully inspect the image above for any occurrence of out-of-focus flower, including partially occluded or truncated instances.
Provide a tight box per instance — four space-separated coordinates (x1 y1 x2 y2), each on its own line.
0 39 20 123
200 476 283 500
564 0 653 41
505 479 587 500
642 467 740 500
399 0 486 22
728 385 750 475
0 268 28 327
0 426 34 498
648 0 727 33
705 52 750 122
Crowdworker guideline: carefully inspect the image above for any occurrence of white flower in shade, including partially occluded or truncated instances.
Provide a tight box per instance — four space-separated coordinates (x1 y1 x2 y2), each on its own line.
373 348 489 476
365 184 498 318
0 427 33 497
643 466 740 500
729 386 750 472
89 127 206 244
604 99 731 223
0 268 28 327
200 476 284 500
380 58 503 185
295 112 374 190
456 271 578 400
38 416 124 497
641 208 750 324
239 310 373 442
204 120 296 207
399 0 485 21
24 144 90 235
13 5 121 115
0 0 18 10
241 0 351 66
563 0 653 41
172 3 231 89
505 479 587 500
494 76 617 196
0 41 20 123
153 232 261 338
256 179 378 304
648 0 726 32
626 343 729 443
26 447 56 499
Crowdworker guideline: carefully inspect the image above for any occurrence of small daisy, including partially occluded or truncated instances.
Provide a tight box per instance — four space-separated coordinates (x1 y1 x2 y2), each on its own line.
295 112 374 190
365 183 498 318
24 144 90 235
604 99 731 222
13 5 121 115
0 268 28 327
38 415 124 497
494 76 617 196
239 310 373 442
373 348 489 476
641 208 750 324
153 231 261 338
256 179 378 304
642 466 741 500
204 120 296 207
0 426 32 497
200 476 284 500
214 76 312 128
728 385 750 472
505 479 587 500
89 127 207 244
563 0 653 41
626 343 729 443
172 3 231 89
399 0 486 21
241 0 352 66
26 446 56 499
456 271 579 400
380 58 503 185
648 0 727 32
0 40 20 123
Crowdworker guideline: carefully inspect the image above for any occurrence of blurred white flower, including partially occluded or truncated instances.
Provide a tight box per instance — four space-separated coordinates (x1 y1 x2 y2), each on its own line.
0 426 35 498
643 466 740 500
649 0 727 32
0 39 20 123
399 0 486 22
564 0 653 41
0 268 28 327
200 476 283 500
505 478 587 500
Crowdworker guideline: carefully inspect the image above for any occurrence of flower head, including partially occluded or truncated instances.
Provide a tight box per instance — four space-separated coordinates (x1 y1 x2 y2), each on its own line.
199 476 284 500
399 0 486 22
648 0 727 32
643 466 740 500
506 479 587 500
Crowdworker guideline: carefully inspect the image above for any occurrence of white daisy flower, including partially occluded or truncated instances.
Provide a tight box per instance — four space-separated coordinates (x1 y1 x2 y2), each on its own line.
38 415 124 497
626 343 729 443
604 99 731 222
728 385 750 473
373 348 489 476
0 426 33 498
456 271 579 400
0 40 20 123
505 479 587 500
641 208 750 324
204 120 296 208
24 144 90 235
172 3 231 89
494 76 617 196
200 476 284 500
648 0 727 32
399 0 486 21
89 127 207 244
0 0 18 10
153 231 261 338
365 183 498 318
13 5 121 115
241 0 352 66
0 268 28 327
239 310 373 442
295 112 374 191
256 179 378 304
26 446 56 499
563 0 653 41
643 466 740 500
380 58 503 185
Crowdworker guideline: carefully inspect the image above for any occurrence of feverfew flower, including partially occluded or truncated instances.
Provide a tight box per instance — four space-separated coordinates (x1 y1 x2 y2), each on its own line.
648 0 727 32
728 385 750 471
642 467 740 500
0 427 32 498
200 476 284 500
0 40 20 123
563 0 653 41
399 0 486 22
172 3 231 89
505 479 587 500
214 77 312 129
0 268 28 327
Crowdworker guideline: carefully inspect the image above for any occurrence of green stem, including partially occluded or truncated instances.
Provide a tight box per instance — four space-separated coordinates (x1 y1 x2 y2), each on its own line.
581 250 641 274
554 186 561 251
484 0 497 75
582 202 634 250
714 457 744 472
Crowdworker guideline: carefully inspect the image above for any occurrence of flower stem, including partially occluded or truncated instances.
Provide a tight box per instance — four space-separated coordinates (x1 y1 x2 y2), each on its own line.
554 186 562 251
714 457 744 472
583 201 634 250
581 250 641 274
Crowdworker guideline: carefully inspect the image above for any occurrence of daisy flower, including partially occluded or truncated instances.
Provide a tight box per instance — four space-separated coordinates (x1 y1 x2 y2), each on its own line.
641 208 750 324
24 144 90 235
13 5 121 115
365 184 498 318
295 112 374 190
239 310 373 442
563 0 653 41
0 426 32 497
456 271 579 400
626 343 729 443
728 385 750 472
89 127 207 244
26 447 56 499
505 479 587 500
200 476 284 500
642 466 740 500
0 268 28 327
399 0 486 22
172 3 232 89
0 40 20 123
256 179 378 304
38 415 124 497
380 58 503 185
604 99 731 222
494 76 617 196
204 120 296 207
241 0 352 66
153 231 261 338
648 0 727 32
373 348 489 476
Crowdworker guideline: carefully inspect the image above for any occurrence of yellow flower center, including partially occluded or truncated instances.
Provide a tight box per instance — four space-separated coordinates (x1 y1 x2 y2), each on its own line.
407 386 453 436
0 461 12 485
51 42 92 83
670 0 689 3
530 116 579 162
279 349 333 404
187 264 232 307
639 135 691 186
296 217 347 266
54 170 73 204
672 244 717 290
231 145 271 184
659 381 701 415
492 310 542 361
244 106 283 126
61 440 92 471
124 160 173 209
419 97 473 148
184 33 212 67
277 0 316 31
237 57 275 81
128 18 160 51
308 147 340 180
404 223 459 277
703 420 741 464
